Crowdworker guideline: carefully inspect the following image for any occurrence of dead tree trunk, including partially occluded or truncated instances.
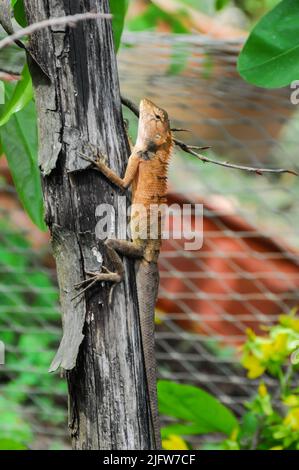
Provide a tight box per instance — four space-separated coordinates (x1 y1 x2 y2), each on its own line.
24 0 154 449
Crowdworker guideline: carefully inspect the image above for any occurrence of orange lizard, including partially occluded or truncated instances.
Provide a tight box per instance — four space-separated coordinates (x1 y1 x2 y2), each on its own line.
76 98 173 449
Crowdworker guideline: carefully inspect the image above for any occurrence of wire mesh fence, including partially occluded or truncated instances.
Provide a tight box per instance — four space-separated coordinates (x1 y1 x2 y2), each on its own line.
1 32 299 448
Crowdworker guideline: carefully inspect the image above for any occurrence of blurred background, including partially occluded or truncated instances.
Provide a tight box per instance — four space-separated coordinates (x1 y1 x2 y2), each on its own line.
1 0 299 449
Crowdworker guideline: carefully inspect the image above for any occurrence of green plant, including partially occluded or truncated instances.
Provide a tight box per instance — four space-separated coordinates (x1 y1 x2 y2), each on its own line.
110 0 130 51
0 219 66 449
238 0 299 88
158 308 299 450
236 309 299 450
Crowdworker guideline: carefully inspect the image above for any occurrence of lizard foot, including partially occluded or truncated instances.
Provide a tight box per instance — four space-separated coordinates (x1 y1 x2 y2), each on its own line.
78 142 107 168
72 267 122 302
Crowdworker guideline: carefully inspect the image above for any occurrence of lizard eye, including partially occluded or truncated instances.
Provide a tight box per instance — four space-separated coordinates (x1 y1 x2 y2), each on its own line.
155 114 162 121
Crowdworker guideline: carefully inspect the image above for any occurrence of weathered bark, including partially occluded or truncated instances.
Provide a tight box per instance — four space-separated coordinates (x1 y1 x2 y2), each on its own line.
24 0 154 449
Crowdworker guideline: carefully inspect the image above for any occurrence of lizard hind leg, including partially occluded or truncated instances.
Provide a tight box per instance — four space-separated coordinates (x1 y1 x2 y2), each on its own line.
72 239 144 303
72 241 124 303
72 267 122 303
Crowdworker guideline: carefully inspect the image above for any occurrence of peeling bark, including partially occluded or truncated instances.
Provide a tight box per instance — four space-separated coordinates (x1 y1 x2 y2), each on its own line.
24 0 153 450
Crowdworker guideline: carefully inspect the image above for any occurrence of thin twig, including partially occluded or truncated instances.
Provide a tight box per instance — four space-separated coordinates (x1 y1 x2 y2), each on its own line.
121 95 298 177
174 138 211 152
0 12 112 50
121 95 139 118
171 128 190 133
186 147 298 176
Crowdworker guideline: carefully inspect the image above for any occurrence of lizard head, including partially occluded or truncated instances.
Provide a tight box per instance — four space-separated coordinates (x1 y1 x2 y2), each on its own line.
136 98 171 151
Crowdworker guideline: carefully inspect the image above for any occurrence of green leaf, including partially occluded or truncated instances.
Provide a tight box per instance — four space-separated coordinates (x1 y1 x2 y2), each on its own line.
0 439 27 450
158 380 238 436
215 0 230 11
110 0 129 52
13 0 27 27
238 0 299 88
0 64 33 127
161 422 212 438
0 87 46 230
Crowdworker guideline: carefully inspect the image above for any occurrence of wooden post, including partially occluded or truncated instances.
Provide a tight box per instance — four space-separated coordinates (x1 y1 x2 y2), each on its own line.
24 0 154 449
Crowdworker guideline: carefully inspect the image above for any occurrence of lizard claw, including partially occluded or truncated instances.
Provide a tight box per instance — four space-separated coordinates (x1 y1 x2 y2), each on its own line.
71 267 121 302
78 152 95 165
78 151 108 169
78 142 107 167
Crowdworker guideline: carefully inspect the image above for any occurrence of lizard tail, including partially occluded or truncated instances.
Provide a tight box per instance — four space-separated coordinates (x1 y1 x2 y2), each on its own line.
136 260 162 449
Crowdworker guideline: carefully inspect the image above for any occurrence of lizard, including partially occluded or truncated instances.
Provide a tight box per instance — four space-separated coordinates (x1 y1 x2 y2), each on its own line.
75 98 173 449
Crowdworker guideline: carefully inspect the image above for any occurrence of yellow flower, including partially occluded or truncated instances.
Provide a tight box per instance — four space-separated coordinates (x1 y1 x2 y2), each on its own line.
260 333 289 360
283 395 299 408
258 382 268 398
242 353 265 379
260 340 274 360
162 435 188 450
279 314 299 333
283 408 299 431
272 332 289 354
245 328 256 340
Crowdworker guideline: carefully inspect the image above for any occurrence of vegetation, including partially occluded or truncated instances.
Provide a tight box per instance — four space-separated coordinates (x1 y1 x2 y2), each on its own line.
160 309 299 450
238 0 299 88
0 220 65 449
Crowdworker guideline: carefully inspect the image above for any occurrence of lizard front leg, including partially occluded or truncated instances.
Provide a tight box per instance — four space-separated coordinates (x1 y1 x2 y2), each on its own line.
79 150 140 190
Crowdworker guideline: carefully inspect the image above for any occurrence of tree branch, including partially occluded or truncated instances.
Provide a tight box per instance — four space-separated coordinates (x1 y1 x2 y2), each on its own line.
121 95 298 177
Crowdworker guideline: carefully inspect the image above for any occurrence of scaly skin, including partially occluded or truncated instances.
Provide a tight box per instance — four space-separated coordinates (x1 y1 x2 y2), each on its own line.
77 99 173 449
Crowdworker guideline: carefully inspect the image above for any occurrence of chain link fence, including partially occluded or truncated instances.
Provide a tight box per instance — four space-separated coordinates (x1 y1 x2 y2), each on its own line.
1 32 299 448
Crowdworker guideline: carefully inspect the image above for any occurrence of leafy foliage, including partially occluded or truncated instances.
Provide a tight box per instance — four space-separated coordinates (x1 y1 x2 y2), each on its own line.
238 0 299 88
0 84 45 230
160 308 299 450
110 0 129 52
0 438 27 450
0 395 32 447
12 0 27 27
0 64 33 127
159 380 238 438
0 220 66 449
